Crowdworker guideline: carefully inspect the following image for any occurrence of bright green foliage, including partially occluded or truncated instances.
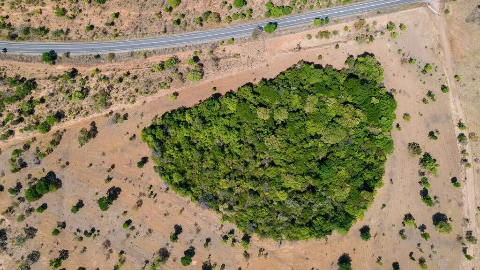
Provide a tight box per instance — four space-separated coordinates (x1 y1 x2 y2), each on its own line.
264 22 277 34
142 55 396 240
168 0 181 8
180 247 195 266
421 177 430 188
186 69 203 82
233 0 246 9
421 232 430 240
352 55 384 84
419 257 427 269
97 186 121 211
420 188 433 207
420 153 439 175
24 171 62 202
457 133 468 143
422 63 433 74
122 219 132 229
433 212 452 234
466 231 477 244
164 57 180 69
403 213 416 227
55 8 66 17
457 122 467 130
41 50 57 64
386 21 395 31
428 131 438 140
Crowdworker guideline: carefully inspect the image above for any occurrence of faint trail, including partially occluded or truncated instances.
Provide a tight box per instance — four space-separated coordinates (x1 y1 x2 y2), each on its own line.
436 11 477 270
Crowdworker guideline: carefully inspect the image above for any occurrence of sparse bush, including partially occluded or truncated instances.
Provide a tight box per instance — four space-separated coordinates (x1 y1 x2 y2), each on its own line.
407 142 422 156
421 232 430 240
420 153 439 175
403 113 411 122
403 213 416 227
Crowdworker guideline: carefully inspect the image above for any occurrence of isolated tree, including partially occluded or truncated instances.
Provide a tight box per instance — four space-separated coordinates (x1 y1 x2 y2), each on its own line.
264 22 277 34
432 212 452 234
233 0 246 9
359 225 371 241
337 253 352 270
41 50 57 64
419 153 439 175
168 0 181 8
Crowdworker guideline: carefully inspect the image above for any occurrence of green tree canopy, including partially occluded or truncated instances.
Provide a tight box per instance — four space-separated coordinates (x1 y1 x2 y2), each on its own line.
142 55 396 240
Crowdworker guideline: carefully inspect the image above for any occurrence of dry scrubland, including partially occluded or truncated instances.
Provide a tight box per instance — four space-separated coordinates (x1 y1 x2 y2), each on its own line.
0 0 359 41
0 5 478 270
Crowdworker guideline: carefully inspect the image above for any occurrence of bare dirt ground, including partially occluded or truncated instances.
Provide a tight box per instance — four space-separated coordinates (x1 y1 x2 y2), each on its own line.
0 6 477 270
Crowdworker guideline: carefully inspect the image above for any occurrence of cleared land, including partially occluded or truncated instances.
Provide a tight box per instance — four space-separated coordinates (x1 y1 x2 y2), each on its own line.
0 5 478 270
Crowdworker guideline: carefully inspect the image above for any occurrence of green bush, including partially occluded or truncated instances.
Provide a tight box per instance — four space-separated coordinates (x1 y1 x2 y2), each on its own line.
432 213 452 234
141 55 396 240
168 0 181 8
25 171 62 202
264 22 277 34
359 225 371 241
41 50 57 64
97 186 122 211
419 153 439 175
233 0 246 9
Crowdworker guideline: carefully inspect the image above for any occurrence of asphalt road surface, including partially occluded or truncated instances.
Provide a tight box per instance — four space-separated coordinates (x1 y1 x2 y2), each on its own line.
0 0 424 55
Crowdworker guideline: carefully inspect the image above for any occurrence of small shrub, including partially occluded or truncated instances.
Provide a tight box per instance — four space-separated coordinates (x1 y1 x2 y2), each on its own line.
403 113 411 122
420 153 439 176
457 133 468 144
264 22 277 34
337 253 352 270
441 85 449 93
403 213 416 227
407 142 422 156
41 50 57 64
432 212 452 234
421 232 430 240
359 225 371 241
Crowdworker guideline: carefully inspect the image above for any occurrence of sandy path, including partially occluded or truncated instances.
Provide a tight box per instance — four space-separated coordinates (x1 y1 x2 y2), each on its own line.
436 12 478 269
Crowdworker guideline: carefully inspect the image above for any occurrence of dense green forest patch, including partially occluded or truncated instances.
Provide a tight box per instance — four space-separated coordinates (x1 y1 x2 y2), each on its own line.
142 54 396 240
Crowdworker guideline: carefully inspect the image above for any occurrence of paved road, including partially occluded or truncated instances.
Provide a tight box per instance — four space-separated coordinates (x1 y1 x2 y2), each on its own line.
0 0 424 55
